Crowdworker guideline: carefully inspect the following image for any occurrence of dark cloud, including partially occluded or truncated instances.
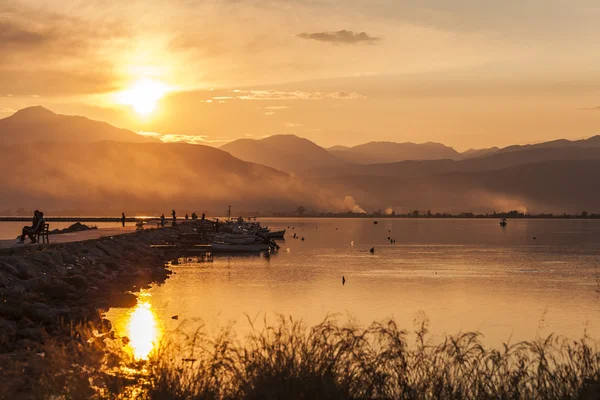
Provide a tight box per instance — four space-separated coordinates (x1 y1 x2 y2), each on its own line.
0 21 48 48
297 30 380 45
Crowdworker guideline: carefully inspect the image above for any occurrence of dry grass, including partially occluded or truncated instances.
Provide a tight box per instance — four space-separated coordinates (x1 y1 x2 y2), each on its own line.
2 316 599 399
141 316 600 400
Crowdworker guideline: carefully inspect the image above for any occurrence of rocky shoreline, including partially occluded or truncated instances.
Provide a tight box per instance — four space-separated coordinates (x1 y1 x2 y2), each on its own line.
0 226 178 398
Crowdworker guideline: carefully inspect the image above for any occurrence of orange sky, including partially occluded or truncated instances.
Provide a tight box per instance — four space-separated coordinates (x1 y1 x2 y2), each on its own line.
1 0 600 150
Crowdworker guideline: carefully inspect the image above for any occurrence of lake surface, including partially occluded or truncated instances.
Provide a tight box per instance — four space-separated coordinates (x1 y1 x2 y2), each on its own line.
102 218 600 357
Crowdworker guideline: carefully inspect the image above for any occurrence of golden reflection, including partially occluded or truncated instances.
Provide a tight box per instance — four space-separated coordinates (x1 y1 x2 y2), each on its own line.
125 296 162 360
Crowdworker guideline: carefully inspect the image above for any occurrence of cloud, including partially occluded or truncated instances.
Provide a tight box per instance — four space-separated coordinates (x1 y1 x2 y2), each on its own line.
0 21 48 48
264 111 275 116
138 131 230 145
0 108 16 114
265 106 289 110
284 122 302 128
297 30 380 45
233 89 365 100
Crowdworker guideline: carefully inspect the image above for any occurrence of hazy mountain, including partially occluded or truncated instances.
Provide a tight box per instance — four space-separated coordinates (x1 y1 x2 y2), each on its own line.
461 147 500 159
327 145 351 151
220 134 346 172
0 141 337 215
493 136 600 155
311 159 600 214
328 141 461 164
0 106 157 144
307 146 600 179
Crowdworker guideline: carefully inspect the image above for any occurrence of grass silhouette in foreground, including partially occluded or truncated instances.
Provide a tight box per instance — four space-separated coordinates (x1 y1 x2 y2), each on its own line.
142 316 600 399
2 316 599 399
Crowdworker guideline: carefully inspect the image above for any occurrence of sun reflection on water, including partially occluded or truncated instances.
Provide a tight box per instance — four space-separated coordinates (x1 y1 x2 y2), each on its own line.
125 294 162 360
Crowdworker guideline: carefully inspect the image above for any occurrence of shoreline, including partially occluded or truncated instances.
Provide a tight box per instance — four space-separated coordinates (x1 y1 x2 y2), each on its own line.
0 225 178 397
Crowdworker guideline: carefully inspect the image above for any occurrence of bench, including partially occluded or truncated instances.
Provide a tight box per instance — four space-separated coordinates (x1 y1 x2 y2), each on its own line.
35 223 50 244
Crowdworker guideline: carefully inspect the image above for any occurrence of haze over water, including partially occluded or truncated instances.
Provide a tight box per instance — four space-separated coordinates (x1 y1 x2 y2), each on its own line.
108 218 600 358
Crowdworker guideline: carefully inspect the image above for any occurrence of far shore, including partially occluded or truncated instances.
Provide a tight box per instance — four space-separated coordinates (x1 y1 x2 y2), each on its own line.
2 212 600 222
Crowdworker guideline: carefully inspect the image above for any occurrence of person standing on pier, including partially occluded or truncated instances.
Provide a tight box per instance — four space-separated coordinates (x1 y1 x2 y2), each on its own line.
121 212 126 227
172 209 177 227
160 213 165 227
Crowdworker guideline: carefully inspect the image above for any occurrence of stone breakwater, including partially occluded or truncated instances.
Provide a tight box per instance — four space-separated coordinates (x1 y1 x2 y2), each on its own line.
0 227 176 352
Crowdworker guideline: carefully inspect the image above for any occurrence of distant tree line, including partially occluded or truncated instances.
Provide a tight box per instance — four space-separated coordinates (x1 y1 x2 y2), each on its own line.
272 208 600 219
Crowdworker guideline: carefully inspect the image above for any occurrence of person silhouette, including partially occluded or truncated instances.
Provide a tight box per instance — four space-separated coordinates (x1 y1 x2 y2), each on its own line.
18 210 45 243
121 212 126 227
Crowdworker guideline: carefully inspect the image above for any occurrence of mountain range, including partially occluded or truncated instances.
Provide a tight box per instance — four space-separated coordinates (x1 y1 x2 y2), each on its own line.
0 106 157 144
2 106 600 214
220 135 345 173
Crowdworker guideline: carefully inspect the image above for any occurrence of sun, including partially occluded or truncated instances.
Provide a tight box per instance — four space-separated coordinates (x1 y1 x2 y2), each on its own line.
116 78 169 115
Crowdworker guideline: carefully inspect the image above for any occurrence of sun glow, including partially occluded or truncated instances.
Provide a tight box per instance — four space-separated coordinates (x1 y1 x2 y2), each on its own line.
116 78 170 115
126 299 161 360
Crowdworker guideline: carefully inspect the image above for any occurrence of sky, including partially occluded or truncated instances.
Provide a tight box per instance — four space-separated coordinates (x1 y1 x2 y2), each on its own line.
1 0 600 150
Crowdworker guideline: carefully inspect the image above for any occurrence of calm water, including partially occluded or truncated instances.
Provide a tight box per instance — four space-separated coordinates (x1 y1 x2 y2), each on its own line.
102 218 600 357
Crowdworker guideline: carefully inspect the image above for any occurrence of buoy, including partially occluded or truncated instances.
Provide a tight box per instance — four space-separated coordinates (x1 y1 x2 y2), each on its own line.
301 237 305 241
370 247 375 253
342 276 346 285
374 221 378 225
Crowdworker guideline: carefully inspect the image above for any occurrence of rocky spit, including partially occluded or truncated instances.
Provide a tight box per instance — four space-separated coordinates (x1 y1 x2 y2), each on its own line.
0 226 178 397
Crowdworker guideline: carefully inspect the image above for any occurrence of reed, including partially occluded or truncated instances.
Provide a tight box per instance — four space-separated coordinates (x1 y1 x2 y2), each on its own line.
142 316 600 400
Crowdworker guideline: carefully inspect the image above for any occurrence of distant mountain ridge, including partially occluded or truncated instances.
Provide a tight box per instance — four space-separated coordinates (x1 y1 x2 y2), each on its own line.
0 106 157 144
329 141 461 164
220 134 347 173
0 141 335 213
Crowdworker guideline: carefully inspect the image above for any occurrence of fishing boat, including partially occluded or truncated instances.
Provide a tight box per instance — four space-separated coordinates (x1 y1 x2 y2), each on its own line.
267 229 286 239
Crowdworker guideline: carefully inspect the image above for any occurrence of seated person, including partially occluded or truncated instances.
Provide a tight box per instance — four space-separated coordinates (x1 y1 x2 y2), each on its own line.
19 210 45 243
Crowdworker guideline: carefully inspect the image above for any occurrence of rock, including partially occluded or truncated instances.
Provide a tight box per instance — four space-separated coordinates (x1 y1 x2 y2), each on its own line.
0 274 10 287
63 274 89 291
98 319 112 333
0 318 17 348
18 328 44 343
109 293 137 308
40 279 76 300
49 250 64 266
22 277 41 291
0 261 18 276
0 302 22 319
23 302 58 324
15 261 38 279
